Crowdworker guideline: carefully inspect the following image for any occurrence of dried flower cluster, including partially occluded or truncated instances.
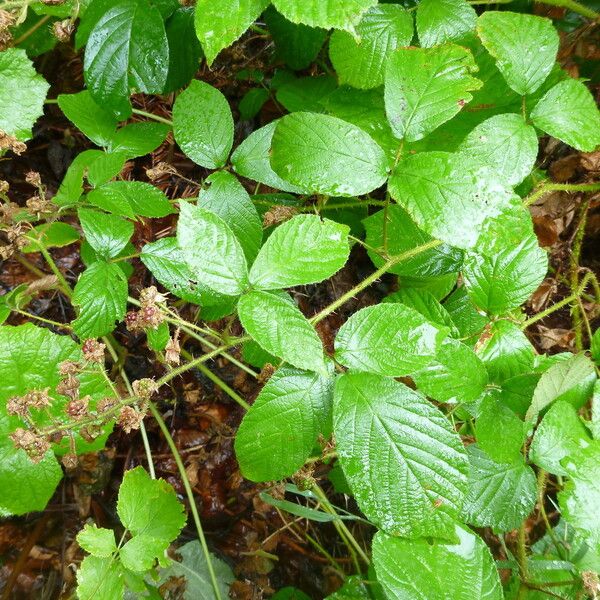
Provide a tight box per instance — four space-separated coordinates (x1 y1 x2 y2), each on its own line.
126 286 167 331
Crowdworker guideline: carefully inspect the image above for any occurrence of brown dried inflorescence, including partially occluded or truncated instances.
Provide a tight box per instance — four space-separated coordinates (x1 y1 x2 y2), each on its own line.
118 405 145 433
7 388 52 417
82 339 106 364
10 428 50 463
0 131 26 156
126 286 167 331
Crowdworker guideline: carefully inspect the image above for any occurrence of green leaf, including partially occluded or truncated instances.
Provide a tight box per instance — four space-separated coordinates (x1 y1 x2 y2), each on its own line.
260 492 343 523
335 303 447 377
140 237 226 306
456 113 538 186
413 337 488 404
22 222 80 253
0 48 49 142
443 286 489 344
476 11 558 96
237 291 326 373
0 441 61 518
384 288 458 334
235 366 334 481
58 90 117 146
0 324 115 515
117 466 186 571
271 0 377 31
275 74 337 113
158 541 234 600
249 214 350 290
363 205 463 277
462 445 537 532
173 80 234 168
76 555 124 600
78 208 134 259
559 441 600 553
177 202 249 296
476 320 535 384
239 88 269 120
329 5 413 90
231 120 307 194
526 353 596 423
416 0 476 48
384 44 482 142
72 261 128 338
270 112 388 196
325 576 370 600
87 181 173 219
83 0 169 119
334 373 468 536
163 7 203 93
389 152 521 252
530 78 600 152
199 172 262 263
108 122 170 158
373 527 503 600
463 235 548 315
591 381 600 440
77 524 117 558
592 328 600 365
263 6 327 71
530 401 591 476
476 393 525 464
194 0 270 65
147 321 170 352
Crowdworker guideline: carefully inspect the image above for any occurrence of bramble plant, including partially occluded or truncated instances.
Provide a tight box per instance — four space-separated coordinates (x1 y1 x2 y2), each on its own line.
1 0 600 598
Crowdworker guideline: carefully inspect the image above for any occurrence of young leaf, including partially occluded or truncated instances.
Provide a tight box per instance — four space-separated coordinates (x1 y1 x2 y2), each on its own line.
140 237 227 307
83 0 169 119
462 445 537 532
363 205 463 277
231 120 308 194
373 527 503 600
177 202 249 296
117 467 186 572
476 12 559 96
87 181 173 219
270 112 388 196
194 0 270 65
530 78 600 152
462 235 548 315
416 0 476 48
530 401 591 476
76 555 124 600
173 80 234 169
22 222 80 254
388 152 518 251
237 291 327 373
249 214 350 290
198 171 262 263
475 393 526 464
443 286 489 344
263 6 327 71
158 541 234 600
334 373 468 536
163 7 203 93
72 261 128 338
526 354 596 423
559 442 600 553
78 208 134 259
235 366 334 481
0 48 49 142
384 44 482 142
57 90 118 147
77 524 117 558
329 5 413 90
476 320 535 383
335 303 447 376
412 337 488 404
271 0 377 31
456 113 538 186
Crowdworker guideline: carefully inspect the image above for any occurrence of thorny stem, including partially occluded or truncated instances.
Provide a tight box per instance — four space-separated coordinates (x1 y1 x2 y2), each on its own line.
537 470 566 560
12 14 51 45
310 239 443 324
570 200 590 351
524 181 600 206
14 309 72 331
37 243 72 298
521 272 599 329
131 108 173 126
517 522 529 585
147 402 223 600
